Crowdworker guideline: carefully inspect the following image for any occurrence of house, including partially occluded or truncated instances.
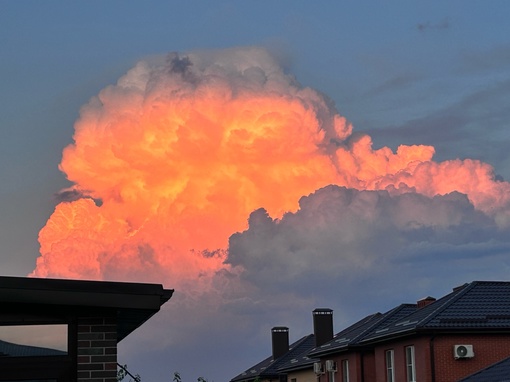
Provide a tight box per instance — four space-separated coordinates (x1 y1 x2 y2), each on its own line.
230 309 335 382
231 281 510 382
309 281 510 382
0 275 173 382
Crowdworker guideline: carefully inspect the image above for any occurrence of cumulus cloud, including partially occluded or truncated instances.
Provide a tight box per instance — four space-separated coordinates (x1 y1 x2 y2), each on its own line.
29 46 510 379
227 186 505 294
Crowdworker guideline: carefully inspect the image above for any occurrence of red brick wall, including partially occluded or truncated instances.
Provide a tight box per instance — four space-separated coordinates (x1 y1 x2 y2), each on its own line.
323 351 374 382
362 351 376 382
371 333 510 382
433 334 510 382
373 336 443 382
77 315 118 382
331 353 358 382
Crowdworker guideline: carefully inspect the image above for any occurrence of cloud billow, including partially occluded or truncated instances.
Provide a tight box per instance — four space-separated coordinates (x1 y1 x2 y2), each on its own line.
227 186 505 295
29 47 510 379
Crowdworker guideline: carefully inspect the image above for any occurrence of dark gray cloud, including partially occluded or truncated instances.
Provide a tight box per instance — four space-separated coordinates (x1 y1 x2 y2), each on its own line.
54 188 103 206
363 78 510 180
417 18 450 32
227 186 509 308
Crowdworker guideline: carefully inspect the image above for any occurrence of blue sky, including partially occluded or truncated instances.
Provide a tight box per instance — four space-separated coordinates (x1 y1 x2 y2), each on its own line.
2 2 510 381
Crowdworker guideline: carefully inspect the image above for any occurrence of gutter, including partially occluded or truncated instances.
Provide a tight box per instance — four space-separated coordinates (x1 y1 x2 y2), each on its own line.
430 334 436 382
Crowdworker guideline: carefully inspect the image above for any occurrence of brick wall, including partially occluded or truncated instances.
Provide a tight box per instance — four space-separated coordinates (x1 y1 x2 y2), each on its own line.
433 334 510 382
371 333 510 382
77 315 118 382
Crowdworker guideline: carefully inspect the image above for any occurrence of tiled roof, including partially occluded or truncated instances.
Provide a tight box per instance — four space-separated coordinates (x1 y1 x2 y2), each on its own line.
309 304 417 357
307 312 382 357
458 356 510 382
277 335 318 372
361 281 510 343
230 334 315 382
306 281 510 358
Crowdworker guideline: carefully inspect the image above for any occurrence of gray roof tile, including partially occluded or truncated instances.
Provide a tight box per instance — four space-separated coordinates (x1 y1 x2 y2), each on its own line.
230 335 315 382
458 356 510 382
361 281 510 343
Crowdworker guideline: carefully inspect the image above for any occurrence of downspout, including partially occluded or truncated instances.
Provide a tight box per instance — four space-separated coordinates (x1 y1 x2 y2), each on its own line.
429 334 436 382
360 352 365 382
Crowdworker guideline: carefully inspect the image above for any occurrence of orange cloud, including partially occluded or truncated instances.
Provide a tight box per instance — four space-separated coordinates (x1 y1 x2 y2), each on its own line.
31 47 510 285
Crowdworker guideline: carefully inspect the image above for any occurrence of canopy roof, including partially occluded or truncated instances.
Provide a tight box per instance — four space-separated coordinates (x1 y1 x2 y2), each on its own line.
0 276 174 342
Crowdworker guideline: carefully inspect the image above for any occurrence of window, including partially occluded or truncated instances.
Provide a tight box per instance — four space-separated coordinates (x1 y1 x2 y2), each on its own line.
386 350 395 382
0 321 74 382
341 359 349 382
0 324 68 356
406 346 416 382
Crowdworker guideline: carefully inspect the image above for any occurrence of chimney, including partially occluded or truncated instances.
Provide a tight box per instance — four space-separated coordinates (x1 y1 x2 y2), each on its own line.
271 327 289 360
417 296 436 309
313 308 334 347
453 283 469 292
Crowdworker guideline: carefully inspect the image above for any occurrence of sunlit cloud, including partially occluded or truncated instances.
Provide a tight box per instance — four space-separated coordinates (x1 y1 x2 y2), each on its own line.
27 45 510 379
31 46 510 287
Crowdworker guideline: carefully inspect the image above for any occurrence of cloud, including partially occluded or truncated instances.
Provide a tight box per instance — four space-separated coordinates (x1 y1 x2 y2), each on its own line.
29 46 510 380
364 78 510 181
417 18 450 32
227 186 503 293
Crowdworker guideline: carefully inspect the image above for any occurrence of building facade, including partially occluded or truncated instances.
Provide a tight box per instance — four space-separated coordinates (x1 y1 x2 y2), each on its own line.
232 281 510 382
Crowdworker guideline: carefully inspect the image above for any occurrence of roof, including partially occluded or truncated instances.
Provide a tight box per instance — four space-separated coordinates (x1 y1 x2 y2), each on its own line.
0 339 66 357
360 281 510 344
308 281 510 358
0 276 174 342
309 304 417 358
230 335 315 382
277 335 319 373
458 356 510 382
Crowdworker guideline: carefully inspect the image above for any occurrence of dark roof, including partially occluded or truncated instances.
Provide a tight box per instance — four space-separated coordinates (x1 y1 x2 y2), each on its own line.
0 339 66 357
307 281 510 358
230 335 315 382
0 276 174 342
309 304 417 358
458 356 510 382
360 281 510 343
277 335 319 373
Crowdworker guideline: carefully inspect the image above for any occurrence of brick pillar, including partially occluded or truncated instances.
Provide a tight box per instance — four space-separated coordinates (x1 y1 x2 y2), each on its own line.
77 315 118 382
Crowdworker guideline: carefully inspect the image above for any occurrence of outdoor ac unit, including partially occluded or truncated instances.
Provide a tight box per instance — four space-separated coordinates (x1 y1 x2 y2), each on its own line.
454 344 474 359
313 362 324 375
325 360 337 372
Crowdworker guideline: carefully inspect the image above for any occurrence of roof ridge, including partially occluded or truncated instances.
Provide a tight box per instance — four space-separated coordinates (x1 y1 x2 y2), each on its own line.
289 333 314 349
353 303 418 344
418 281 475 327
273 334 314 364
373 303 416 328
350 312 385 341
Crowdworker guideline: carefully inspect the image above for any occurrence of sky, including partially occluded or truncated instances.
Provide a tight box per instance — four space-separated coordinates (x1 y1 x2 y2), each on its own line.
1 1 510 381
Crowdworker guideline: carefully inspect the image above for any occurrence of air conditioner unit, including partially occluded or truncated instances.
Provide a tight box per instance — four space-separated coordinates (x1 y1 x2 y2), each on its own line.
454 344 474 359
325 360 337 372
313 362 324 375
